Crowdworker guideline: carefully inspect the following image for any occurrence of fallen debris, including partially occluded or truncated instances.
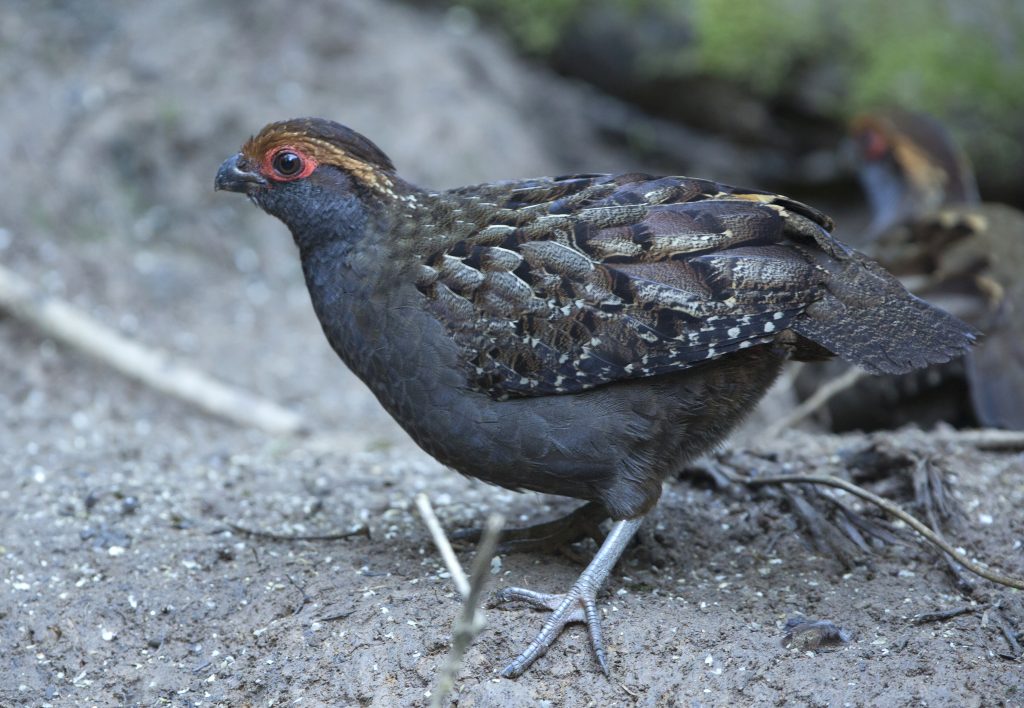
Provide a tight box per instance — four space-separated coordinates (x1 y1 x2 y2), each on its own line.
782 617 854 651
0 261 307 435
911 605 978 625
416 494 503 707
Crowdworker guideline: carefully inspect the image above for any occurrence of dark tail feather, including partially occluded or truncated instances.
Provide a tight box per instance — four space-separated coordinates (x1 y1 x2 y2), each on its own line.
791 252 977 375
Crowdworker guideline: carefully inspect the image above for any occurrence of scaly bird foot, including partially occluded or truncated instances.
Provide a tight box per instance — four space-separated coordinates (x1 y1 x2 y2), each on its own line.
494 583 607 677
492 517 643 677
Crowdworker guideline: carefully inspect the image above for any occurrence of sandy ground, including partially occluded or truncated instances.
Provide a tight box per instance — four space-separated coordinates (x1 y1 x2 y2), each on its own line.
1 2 1022 705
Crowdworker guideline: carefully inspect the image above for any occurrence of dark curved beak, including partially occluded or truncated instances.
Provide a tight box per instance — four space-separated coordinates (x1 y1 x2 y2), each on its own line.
215 153 267 192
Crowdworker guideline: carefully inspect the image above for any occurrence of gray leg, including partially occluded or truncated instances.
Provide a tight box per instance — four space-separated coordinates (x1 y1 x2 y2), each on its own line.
494 516 644 677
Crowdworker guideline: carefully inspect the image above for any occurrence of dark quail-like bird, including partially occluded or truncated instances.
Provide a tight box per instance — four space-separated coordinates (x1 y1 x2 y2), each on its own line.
215 118 974 677
797 109 1023 431
852 109 979 242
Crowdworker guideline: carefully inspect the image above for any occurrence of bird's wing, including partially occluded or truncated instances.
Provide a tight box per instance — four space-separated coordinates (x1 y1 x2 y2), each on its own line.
419 174 837 398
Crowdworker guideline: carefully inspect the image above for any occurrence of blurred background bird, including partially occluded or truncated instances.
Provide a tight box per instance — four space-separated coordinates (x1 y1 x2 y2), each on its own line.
795 109 1024 431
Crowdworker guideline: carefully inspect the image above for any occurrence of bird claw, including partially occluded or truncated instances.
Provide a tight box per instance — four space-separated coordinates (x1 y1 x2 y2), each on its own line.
494 583 607 678
490 517 643 677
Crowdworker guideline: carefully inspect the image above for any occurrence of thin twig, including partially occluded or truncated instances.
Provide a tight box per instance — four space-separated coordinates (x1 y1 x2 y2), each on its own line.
0 261 307 435
990 603 1023 658
936 429 1024 451
914 458 974 593
434 514 503 705
760 366 865 439
727 471 1024 590
911 605 979 625
226 522 369 542
415 494 504 707
415 493 470 598
619 682 640 699
284 574 312 616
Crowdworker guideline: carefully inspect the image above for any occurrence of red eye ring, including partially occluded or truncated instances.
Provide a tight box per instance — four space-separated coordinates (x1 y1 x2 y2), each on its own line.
860 129 890 162
264 147 317 181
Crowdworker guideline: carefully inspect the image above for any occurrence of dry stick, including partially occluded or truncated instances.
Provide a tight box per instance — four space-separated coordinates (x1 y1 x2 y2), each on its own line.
727 471 1024 590
911 605 979 625
990 604 1023 657
0 262 306 435
435 514 503 705
759 366 865 439
939 429 1024 451
415 493 470 597
415 494 504 706
226 522 370 542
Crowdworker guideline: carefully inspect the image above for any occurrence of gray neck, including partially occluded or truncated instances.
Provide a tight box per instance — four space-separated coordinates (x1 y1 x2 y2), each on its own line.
859 162 913 239
296 211 425 393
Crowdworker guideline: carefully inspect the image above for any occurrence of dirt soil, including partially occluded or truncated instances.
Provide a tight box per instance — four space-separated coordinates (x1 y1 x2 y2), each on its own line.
1 2 1022 706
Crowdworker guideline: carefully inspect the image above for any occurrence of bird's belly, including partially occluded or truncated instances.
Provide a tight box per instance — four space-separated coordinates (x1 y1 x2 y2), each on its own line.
366 330 786 518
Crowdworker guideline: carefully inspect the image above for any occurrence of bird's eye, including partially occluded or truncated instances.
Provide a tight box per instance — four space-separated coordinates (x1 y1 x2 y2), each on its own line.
272 151 303 177
860 130 889 162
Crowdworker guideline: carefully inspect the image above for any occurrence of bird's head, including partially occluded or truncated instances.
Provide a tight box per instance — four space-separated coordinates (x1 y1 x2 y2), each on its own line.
215 118 399 247
849 109 979 237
